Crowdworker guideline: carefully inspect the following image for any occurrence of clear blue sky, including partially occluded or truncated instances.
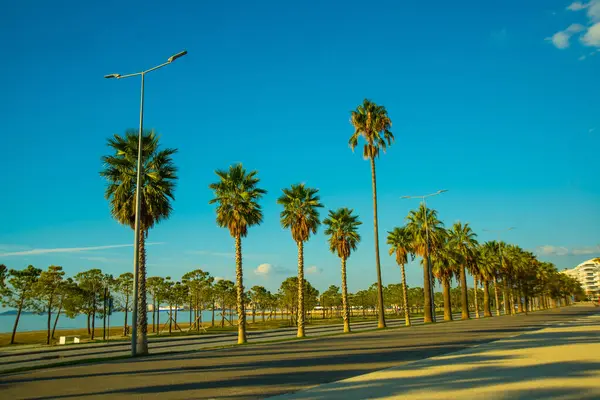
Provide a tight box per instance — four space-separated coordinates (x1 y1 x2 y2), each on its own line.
1 0 599 295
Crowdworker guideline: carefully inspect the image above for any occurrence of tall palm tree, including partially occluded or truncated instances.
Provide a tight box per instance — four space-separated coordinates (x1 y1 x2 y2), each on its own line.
277 183 323 338
387 227 413 326
405 204 444 323
430 229 458 321
349 99 394 329
209 164 266 344
479 242 500 317
497 241 511 314
448 222 478 320
323 208 362 333
469 246 482 319
100 129 177 355
504 244 521 315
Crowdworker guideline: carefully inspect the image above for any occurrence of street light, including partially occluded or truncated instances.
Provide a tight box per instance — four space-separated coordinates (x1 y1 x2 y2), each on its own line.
401 189 448 323
104 50 187 357
482 227 515 315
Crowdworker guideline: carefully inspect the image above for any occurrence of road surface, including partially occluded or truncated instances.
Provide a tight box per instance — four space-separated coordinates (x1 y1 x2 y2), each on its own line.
1 306 597 399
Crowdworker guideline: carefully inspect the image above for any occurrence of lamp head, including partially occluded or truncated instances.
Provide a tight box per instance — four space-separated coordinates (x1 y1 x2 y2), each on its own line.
104 74 121 79
168 50 188 63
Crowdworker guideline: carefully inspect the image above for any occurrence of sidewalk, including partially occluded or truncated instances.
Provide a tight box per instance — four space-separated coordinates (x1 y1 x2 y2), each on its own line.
0 314 443 373
271 314 600 400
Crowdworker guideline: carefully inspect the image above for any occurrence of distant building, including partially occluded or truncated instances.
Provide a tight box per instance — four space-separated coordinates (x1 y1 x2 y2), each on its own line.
561 259 600 300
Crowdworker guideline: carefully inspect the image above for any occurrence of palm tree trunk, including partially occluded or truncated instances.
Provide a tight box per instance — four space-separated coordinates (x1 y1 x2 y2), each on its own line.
400 264 411 326
423 259 433 323
46 300 53 345
10 298 24 344
211 300 215 327
340 257 351 333
483 280 492 317
442 277 452 321
509 283 516 316
150 296 155 334
221 295 225 327
190 295 194 329
369 157 386 329
124 292 129 336
502 282 508 315
156 299 160 335
297 241 306 338
235 234 247 344
473 276 480 319
493 276 501 316
103 287 107 341
91 298 96 340
136 231 149 354
52 297 63 339
460 266 470 320
517 284 524 313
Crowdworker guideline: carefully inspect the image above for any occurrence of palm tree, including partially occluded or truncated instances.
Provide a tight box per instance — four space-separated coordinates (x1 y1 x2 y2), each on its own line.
323 208 362 333
469 246 482 319
349 99 394 329
387 227 413 326
405 204 444 323
479 242 500 317
209 164 266 344
278 183 323 338
448 222 478 320
430 229 458 321
100 129 177 354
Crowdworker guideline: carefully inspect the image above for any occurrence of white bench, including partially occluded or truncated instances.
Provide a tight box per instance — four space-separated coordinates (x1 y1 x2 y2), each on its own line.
59 335 81 345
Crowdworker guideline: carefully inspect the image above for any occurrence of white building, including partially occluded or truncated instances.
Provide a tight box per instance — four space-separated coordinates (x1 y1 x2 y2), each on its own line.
561 258 600 300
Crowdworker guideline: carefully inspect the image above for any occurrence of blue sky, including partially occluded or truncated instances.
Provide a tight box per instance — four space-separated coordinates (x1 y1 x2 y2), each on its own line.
1 0 599 295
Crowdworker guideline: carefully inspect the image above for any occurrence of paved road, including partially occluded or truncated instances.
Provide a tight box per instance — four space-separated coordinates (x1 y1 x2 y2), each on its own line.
0 312 483 373
272 312 600 399
0 306 596 400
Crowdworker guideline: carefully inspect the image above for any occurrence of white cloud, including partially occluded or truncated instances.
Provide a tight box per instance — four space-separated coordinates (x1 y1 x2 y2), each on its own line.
306 265 323 274
549 31 572 49
550 2 600 52
0 243 164 257
567 2 589 11
582 22 600 45
567 23 586 33
588 1 600 21
254 263 272 276
214 276 225 282
579 54 588 60
536 244 600 256
253 263 293 276
571 245 600 255
537 245 570 256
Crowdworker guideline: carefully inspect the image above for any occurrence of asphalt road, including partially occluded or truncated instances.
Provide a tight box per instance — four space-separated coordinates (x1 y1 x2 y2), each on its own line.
1 306 597 400
0 312 479 373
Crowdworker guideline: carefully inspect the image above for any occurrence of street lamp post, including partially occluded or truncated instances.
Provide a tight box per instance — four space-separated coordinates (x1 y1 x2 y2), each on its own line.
401 189 448 323
482 227 515 316
104 50 187 357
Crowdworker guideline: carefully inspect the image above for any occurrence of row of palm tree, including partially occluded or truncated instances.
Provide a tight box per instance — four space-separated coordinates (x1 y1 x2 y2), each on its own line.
99 99 582 354
387 213 584 326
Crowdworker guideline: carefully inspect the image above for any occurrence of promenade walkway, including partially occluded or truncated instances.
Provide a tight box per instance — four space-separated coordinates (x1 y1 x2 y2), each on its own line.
272 313 600 400
1 307 596 399
0 312 477 373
